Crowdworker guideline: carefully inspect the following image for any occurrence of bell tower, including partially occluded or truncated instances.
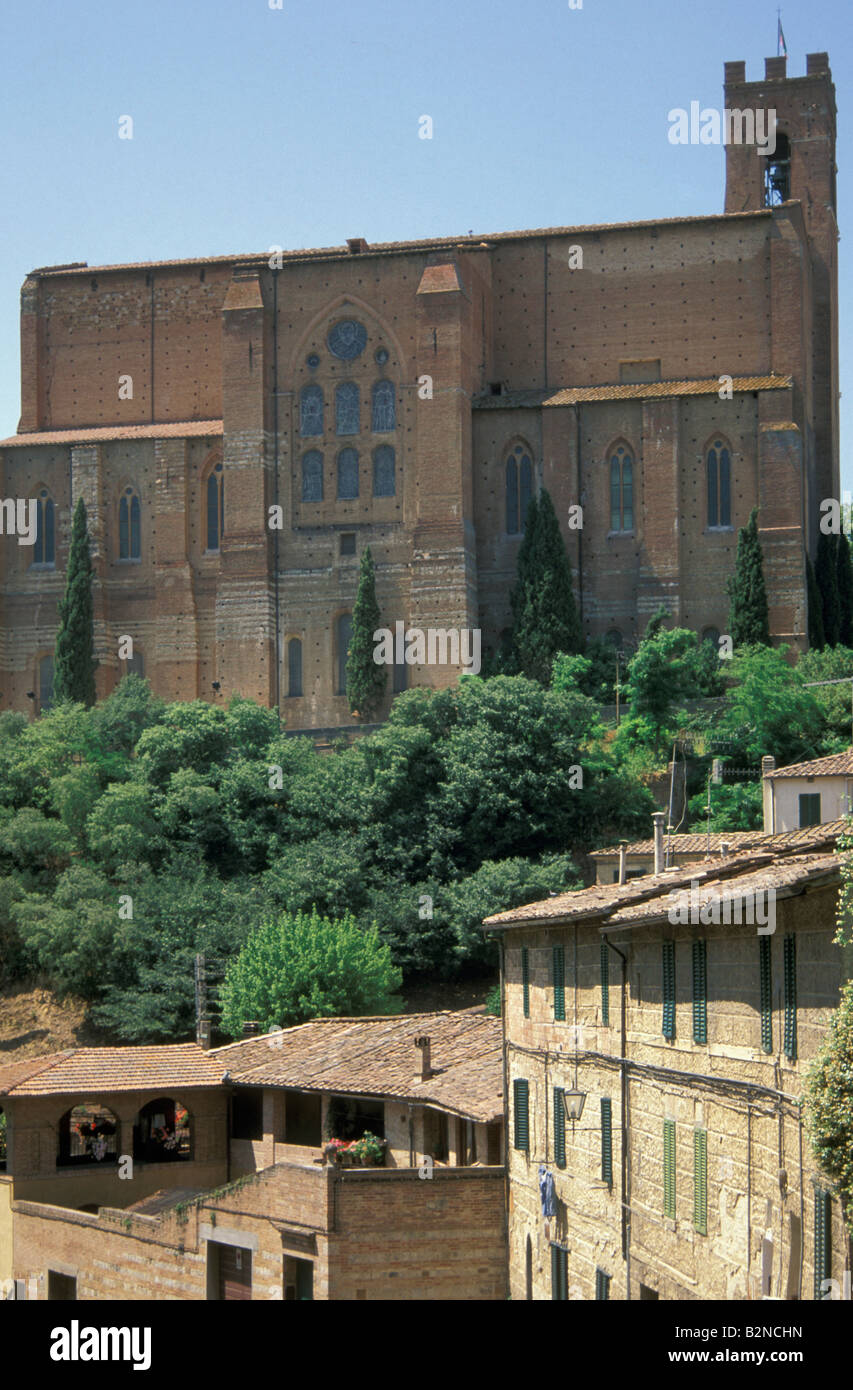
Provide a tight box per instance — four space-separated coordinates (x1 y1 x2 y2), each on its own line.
724 53 838 509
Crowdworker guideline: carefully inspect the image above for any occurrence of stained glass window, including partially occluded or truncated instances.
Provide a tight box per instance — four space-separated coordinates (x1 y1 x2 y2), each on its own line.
336 382 360 436
301 451 323 502
506 445 533 534
707 441 731 527
33 490 55 565
373 446 395 498
610 446 634 532
372 380 396 432
328 320 367 360
300 384 324 437
337 449 359 500
206 463 224 551
119 488 141 560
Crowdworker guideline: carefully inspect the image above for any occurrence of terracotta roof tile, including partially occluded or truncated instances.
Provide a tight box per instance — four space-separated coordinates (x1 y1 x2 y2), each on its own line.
589 820 848 859
212 1011 503 1123
0 420 223 449
766 750 853 779
0 1044 225 1096
541 375 791 408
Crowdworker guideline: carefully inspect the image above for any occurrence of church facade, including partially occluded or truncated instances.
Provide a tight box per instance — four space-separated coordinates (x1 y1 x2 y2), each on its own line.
0 54 838 729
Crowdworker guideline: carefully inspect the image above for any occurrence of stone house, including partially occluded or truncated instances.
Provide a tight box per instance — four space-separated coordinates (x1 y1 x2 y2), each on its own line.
2 1010 507 1300
484 844 852 1300
762 751 853 831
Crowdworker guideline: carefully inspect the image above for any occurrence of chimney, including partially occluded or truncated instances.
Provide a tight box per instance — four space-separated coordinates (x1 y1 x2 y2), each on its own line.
762 756 776 834
347 237 369 255
414 1035 432 1080
720 841 730 859
652 812 665 875
618 840 627 885
242 1020 261 1038
197 1016 211 1051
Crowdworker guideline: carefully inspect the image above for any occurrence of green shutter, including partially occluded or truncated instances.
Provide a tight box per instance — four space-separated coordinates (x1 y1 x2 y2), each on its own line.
692 940 707 1044
601 1097 613 1186
554 1087 566 1169
595 1268 611 1300
663 1119 676 1219
662 941 676 1039
553 944 566 1021
551 1243 568 1300
693 1129 707 1235
814 1188 831 1300
521 947 530 1019
783 934 797 1061
759 936 773 1053
513 1078 529 1152
601 942 610 1026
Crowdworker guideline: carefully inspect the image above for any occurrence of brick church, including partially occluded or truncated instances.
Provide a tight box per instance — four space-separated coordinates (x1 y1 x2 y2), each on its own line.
0 54 838 729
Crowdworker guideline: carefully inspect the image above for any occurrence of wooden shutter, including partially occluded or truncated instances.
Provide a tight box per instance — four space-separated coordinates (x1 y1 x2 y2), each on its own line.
521 947 530 1018
663 1119 676 1219
513 1078 529 1152
553 945 566 1021
554 1087 566 1169
601 942 610 1025
783 934 797 1061
662 941 676 1039
693 1129 707 1235
595 1268 611 1300
814 1188 831 1300
692 939 707 1044
601 1097 613 1186
759 936 773 1053
551 1243 567 1301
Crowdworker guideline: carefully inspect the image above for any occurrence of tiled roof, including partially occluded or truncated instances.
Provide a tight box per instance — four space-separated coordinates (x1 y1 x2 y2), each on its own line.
212 1010 503 1124
27 209 776 279
766 750 853 779
125 1188 206 1216
0 420 223 449
484 849 841 932
542 375 791 408
0 1044 225 1096
589 820 848 858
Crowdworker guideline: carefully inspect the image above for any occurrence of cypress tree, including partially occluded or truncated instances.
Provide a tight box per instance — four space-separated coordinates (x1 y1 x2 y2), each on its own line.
727 507 770 647
815 532 841 647
806 554 825 651
346 545 386 720
836 531 853 647
510 487 583 683
53 496 97 706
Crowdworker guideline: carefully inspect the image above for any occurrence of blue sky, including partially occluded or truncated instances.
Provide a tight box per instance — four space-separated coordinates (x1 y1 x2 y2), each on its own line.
0 0 849 484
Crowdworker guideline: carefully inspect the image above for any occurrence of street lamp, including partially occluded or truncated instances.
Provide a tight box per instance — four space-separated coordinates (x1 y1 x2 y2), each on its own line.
562 1088 586 1122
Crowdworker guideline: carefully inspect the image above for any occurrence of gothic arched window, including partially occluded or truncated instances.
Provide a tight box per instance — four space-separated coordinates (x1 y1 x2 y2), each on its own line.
206 463 224 551
287 638 303 697
38 654 54 714
33 489 55 565
119 487 141 560
337 449 359 500
609 446 634 532
506 445 533 535
336 383 360 436
707 440 731 528
300 384 324 437
301 451 323 502
372 380 396 433
373 445 395 498
337 613 353 695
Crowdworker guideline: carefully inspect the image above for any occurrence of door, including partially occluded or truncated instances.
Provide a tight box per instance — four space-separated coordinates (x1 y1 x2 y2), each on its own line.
284 1256 314 1301
48 1272 77 1301
218 1245 252 1301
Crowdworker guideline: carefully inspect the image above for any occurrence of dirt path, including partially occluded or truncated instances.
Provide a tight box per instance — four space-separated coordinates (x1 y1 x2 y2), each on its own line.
0 984 94 1061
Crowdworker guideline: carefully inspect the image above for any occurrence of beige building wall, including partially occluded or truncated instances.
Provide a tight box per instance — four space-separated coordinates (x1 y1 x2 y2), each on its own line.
764 774 853 833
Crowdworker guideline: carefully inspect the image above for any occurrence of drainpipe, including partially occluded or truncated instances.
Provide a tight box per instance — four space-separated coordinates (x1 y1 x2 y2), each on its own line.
272 270 282 723
604 935 630 1296
652 812 665 875
497 936 511 1292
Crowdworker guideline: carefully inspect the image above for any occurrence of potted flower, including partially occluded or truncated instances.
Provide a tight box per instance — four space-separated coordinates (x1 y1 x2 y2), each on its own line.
351 1132 387 1167
323 1138 349 1166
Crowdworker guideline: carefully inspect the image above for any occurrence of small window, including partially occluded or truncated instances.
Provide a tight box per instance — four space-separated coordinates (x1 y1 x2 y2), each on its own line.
551 1244 568 1301
521 947 530 1018
287 638 303 698
337 449 359 500
513 1078 529 1152
340 532 356 557
707 441 731 528
595 1268 611 1301
783 934 797 1061
335 382 360 436
813 1188 832 1300
392 652 407 694
300 384 324 436
601 1097 613 1186
553 945 565 1022
206 463 224 551
692 940 707 1044
553 1087 566 1169
663 1119 676 1219
33 490 55 566
759 936 773 1053
662 940 675 1039
119 488 141 560
798 793 821 828
693 1128 708 1235
610 446 634 532
301 451 323 502
506 445 533 535
600 942 610 1026
373 445 396 498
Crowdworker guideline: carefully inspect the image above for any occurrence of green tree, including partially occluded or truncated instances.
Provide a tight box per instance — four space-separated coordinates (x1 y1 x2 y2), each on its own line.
807 554 826 650
510 490 582 683
804 980 853 1238
346 546 386 719
727 508 770 647
815 532 841 648
717 645 824 767
219 909 402 1036
53 497 97 706
837 531 853 647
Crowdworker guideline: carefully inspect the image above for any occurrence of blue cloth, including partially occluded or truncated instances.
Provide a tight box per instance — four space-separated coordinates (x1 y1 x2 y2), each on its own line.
539 1165 556 1218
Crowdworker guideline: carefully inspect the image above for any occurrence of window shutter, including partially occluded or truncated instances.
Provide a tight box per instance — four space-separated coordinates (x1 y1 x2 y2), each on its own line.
783 934 797 1061
662 941 676 1039
601 1097 613 1186
601 942 610 1026
595 1268 611 1301
692 940 707 1044
513 1078 529 1152
663 1119 676 1219
554 1087 566 1169
693 1129 707 1235
553 945 566 1021
521 947 530 1018
759 936 773 1053
814 1189 831 1300
551 1243 568 1300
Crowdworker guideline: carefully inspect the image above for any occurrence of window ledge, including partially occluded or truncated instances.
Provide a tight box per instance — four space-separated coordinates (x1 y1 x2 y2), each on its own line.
29 562 56 571
705 526 734 534
116 558 142 565
606 530 636 539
